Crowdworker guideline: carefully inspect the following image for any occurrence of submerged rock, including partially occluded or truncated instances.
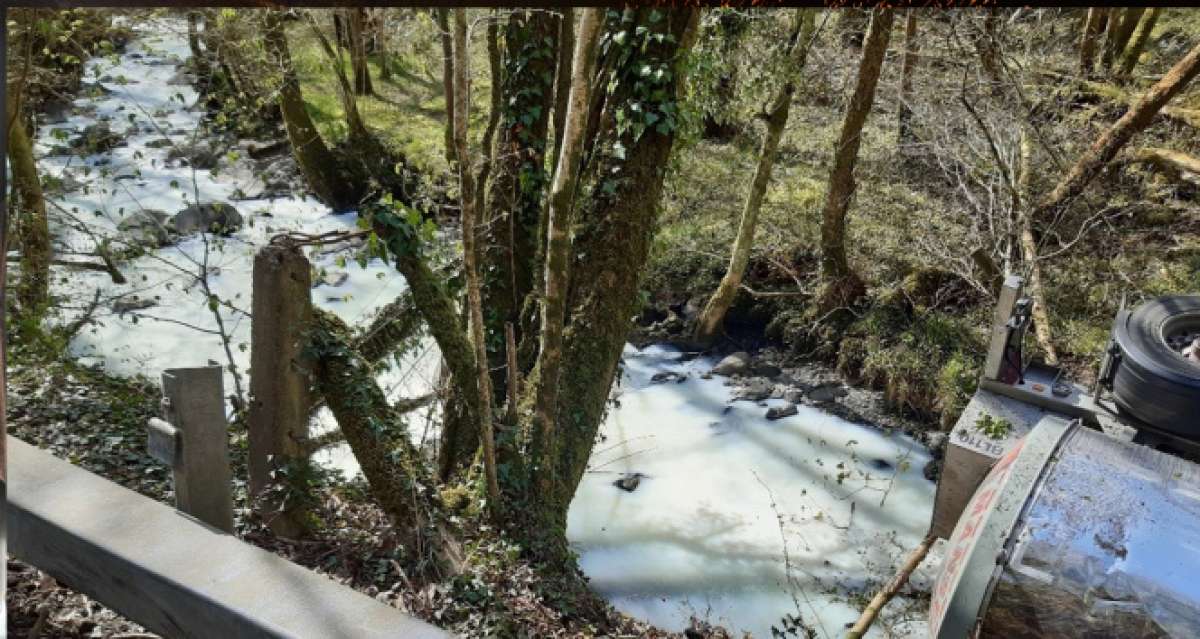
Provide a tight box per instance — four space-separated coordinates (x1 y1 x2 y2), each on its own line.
314 271 350 288
712 351 751 376
765 403 798 421
112 297 156 314
117 209 173 248
171 202 243 236
614 473 644 493
70 123 123 155
167 140 223 169
650 371 688 384
734 379 773 402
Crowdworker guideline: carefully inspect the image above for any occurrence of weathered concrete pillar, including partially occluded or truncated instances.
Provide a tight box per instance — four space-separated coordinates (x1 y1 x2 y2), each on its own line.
247 243 313 536
161 365 235 533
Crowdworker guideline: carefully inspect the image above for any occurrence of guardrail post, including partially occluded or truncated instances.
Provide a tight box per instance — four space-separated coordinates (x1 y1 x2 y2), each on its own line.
159 365 234 533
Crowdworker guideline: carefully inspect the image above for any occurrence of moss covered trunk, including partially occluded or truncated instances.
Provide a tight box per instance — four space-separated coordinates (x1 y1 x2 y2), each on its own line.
7 90 51 316
263 11 359 211
481 10 559 391
819 8 893 309
525 7 699 560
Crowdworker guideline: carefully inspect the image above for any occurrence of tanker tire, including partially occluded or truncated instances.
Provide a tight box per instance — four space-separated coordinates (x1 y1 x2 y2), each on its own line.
1111 296 1200 438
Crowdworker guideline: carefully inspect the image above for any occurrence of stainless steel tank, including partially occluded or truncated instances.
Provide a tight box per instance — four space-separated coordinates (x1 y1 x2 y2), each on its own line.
930 415 1200 638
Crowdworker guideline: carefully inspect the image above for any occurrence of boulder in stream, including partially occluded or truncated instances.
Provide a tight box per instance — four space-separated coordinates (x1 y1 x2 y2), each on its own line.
171 202 243 236
69 123 123 155
117 209 173 248
614 473 644 493
167 140 223 169
712 351 751 376
765 403 798 421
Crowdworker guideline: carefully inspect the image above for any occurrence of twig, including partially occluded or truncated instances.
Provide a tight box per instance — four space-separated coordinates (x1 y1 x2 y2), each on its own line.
844 534 936 639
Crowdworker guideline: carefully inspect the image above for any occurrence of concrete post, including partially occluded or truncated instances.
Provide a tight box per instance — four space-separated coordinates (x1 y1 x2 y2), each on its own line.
161 366 234 533
247 243 313 535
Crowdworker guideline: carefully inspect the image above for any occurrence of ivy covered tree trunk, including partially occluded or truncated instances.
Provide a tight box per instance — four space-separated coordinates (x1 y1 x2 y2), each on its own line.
693 10 814 345
1102 8 1144 72
263 11 360 211
818 8 893 310
530 8 604 496
526 7 700 564
307 311 462 578
550 9 574 172
481 10 559 390
6 89 51 316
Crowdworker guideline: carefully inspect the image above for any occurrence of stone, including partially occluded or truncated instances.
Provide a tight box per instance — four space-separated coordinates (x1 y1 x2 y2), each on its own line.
681 295 705 321
117 209 173 248
712 351 751 376
314 271 350 288
734 379 773 402
112 297 157 314
650 371 688 384
765 404 798 421
807 383 847 404
753 362 783 378
171 202 243 236
783 388 805 404
614 473 643 493
167 140 222 169
145 138 175 149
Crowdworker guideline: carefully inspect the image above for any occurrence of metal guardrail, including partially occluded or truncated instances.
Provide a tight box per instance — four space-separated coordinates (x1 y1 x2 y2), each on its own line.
7 435 448 638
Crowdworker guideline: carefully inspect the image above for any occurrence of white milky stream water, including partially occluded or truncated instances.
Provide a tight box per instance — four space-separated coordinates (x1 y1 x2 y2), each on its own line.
29 17 940 638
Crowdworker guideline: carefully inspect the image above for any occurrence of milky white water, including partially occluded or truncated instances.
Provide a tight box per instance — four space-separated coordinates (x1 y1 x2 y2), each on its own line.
567 345 939 637
27 17 941 637
31 18 441 476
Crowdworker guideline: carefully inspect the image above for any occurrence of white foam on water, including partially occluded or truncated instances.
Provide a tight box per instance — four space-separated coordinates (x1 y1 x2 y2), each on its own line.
566 344 938 637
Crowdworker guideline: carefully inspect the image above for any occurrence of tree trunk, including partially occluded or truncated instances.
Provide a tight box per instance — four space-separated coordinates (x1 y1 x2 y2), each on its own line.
550 9 575 171
839 8 869 49
1032 41 1200 225
375 9 391 81
530 8 604 495
1080 8 1107 77
1017 130 1059 365
436 8 455 165
6 88 51 315
186 11 212 90
304 13 371 144
1118 8 1162 77
451 8 502 513
531 7 699 561
1103 8 1145 71
693 10 814 345
472 12 503 221
819 8 894 310
898 10 919 151
263 11 359 211
348 9 374 96
481 10 559 396
308 310 462 578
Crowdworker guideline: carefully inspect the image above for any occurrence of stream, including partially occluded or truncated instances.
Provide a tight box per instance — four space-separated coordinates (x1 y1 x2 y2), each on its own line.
29 17 939 638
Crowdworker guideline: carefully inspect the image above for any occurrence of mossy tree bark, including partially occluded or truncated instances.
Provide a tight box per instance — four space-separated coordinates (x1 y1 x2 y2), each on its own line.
1118 8 1162 78
530 8 604 496
6 87 51 316
348 8 374 96
818 8 894 310
550 9 575 172
263 11 360 211
1079 8 1107 77
307 310 462 579
693 10 814 345
1032 41 1200 225
451 8 502 513
481 10 559 394
1102 8 1144 72
525 7 699 562
1016 130 1059 365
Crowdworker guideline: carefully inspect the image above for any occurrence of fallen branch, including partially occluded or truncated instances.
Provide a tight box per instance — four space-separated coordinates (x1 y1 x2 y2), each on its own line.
1127 147 1200 184
845 533 936 639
